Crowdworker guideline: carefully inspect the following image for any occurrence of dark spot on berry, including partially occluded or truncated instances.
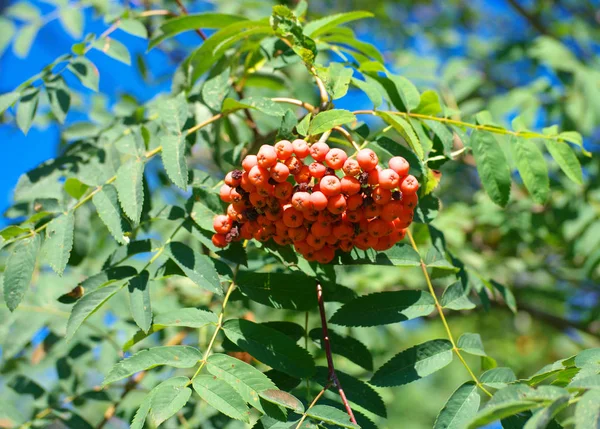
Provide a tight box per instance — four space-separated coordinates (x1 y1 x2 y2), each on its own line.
231 169 243 180
325 167 336 176
392 190 402 200
268 178 277 186
358 172 369 185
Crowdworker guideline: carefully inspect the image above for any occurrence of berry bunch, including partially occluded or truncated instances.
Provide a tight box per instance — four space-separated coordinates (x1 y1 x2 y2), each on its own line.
212 139 419 264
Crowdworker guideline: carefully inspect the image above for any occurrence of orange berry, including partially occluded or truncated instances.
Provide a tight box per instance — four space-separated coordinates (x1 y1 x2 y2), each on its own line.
402 193 418 209
310 142 330 162
240 172 256 193
380 200 402 222
303 209 319 222
274 181 293 200
265 206 283 221
372 186 392 205
291 192 312 212
294 240 312 254
282 207 304 228
356 149 378 171
315 246 335 264
389 156 410 176
309 162 327 179
292 139 310 158
364 203 381 219
212 233 228 248
333 222 354 240
257 145 278 168
225 171 242 187
306 233 326 250
379 169 400 190
354 232 378 250
346 194 363 211
273 234 292 246
242 155 258 172
284 156 303 175
240 222 254 240
373 235 395 251
256 184 274 197
289 226 308 242
270 162 290 183
295 165 312 183
248 165 269 186
229 188 243 203
219 184 233 203
339 239 353 252
367 167 380 185
340 176 361 196
325 148 348 170
343 158 361 176
311 222 332 237
327 194 346 215
274 140 294 160
310 191 329 211
213 215 233 234
320 175 342 197
345 209 363 223
400 174 419 195
324 234 338 245
368 218 393 237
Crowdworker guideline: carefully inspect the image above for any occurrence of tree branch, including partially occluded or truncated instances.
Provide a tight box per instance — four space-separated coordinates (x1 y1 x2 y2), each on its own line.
173 0 207 40
506 0 553 38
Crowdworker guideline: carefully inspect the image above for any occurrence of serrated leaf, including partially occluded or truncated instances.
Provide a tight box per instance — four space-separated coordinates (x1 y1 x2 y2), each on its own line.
338 243 421 266
222 96 286 117
150 378 192 426
16 87 39 134
59 9 84 39
206 353 277 413
14 24 39 58
467 385 541 429
330 290 435 327
118 19 148 38
3 234 40 311
64 177 88 200
377 112 424 160
370 339 453 387
317 62 353 100
575 348 600 370
161 134 188 190
92 184 128 244
66 283 123 341
124 308 217 351
131 376 189 429
559 131 590 156
166 242 222 294
309 328 373 371
93 37 131 65
523 396 569 429
68 57 99 91
481 367 517 389
470 131 511 207
308 109 355 135
512 137 549 204
115 159 145 223
441 281 476 310
296 113 311 136
43 212 74 276
434 382 480 429
259 389 304 414
235 271 317 311
545 139 583 185
158 92 188 135
128 270 152 333
103 346 201 385
351 77 383 108
304 11 373 38
222 319 315 378
193 375 251 422
415 90 442 116
575 390 600 429
202 68 230 111
457 333 487 357
387 73 420 111
0 91 21 115
306 405 360 429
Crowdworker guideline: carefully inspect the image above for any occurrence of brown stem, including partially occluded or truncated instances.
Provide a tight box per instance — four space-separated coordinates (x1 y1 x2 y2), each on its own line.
506 0 552 37
173 0 207 40
316 283 357 425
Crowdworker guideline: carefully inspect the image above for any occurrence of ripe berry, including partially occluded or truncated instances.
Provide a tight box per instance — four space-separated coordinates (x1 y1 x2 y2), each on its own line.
295 165 311 183
356 149 378 171
288 226 308 242
320 175 342 197
310 142 330 162
292 192 312 212
327 194 346 215
213 215 233 234
274 140 294 160
219 184 233 203
379 169 400 190
284 156 303 175
343 159 361 176
282 207 304 228
389 156 410 176
274 181 293 200
306 233 326 250
400 174 419 195
340 176 361 196
249 192 267 209
240 172 256 193
242 155 258 171
311 222 332 237
292 139 310 158
325 148 348 169
333 222 354 240
225 171 242 187
309 162 327 179
402 193 418 209
310 191 329 211
270 162 290 183
372 186 392 205
346 194 363 211
367 167 380 186
212 233 228 248
257 145 278 168
248 165 269 186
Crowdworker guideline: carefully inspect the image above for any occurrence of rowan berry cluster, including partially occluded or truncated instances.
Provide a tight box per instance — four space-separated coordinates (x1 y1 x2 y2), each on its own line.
212 139 419 264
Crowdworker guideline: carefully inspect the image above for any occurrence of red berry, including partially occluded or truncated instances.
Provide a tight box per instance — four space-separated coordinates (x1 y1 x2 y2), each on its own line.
340 176 361 196
372 186 392 205
379 169 400 190
213 215 232 234
295 165 311 183
389 156 410 176
310 191 329 211
291 192 312 212
346 194 363 211
284 156 303 175
320 175 342 197
283 207 304 228
257 145 278 168
343 158 361 176
270 162 290 183
274 140 294 160
212 233 228 248
325 148 348 170
248 165 269 186
400 174 419 195
356 149 378 171
327 194 346 215
225 171 241 187
310 142 330 162
242 155 258 171
219 184 233 203
274 181 293 200
309 162 327 179
292 139 310 158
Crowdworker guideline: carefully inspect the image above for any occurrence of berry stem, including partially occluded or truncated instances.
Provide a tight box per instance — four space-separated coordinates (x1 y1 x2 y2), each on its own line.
406 229 493 397
316 282 358 424
295 382 332 429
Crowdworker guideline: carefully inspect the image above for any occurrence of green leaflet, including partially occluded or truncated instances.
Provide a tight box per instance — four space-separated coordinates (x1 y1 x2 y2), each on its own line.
66 283 124 341
308 109 355 135
441 281 476 310
193 375 251 423
304 11 373 38
128 270 152 333
470 131 511 207
115 159 145 223
131 376 190 429
351 77 383 108
415 90 443 116
202 68 230 111
330 290 435 327
206 353 277 413
45 75 71 124
3 234 41 311
13 24 39 58
512 137 549 204
222 319 315 378
387 73 421 112
42 212 74 276
0 91 20 114
222 96 286 117
306 405 360 429
59 8 83 39
575 390 600 429
158 93 189 190
118 19 148 39
92 37 131 65
92 184 128 244
377 112 424 160
259 389 305 414
545 139 583 185
103 346 202 385
434 382 480 429
370 339 453 387
165 241 222 294
16 87 39 135
457 333 487 357
481 367 517 389
68 57 99 92
316 62 353 100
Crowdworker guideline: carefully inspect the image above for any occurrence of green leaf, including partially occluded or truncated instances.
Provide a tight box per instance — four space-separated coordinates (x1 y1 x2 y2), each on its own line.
68 57 99 91
193 375 251 422
470 131 511 207
524 396 569 429
115 159 145 223
0 91 21 115
387 73 421 112
118 19 148 39
128 270 152 334
0 18 16 58
235 271 317 311
158 92 188 135
351 77 383 108
370 339 453 387
16 87 40 135
377 112 424 160
92 184 128 244
575 390 600 429
222 96 286 117
434 382 480 429
66 283 123 341
202 68 230 111
309 328 373 371
259 389 305 414
330 290 435 327
575 348 600 370
308 109 355 135
149 377 192 426
415 90 443 116
59 9 84 39
43 212 74 275
545 139 583 185
305 405 360 429
131 376 189 429
64 177 88 200
440 281 475 310
92 38 131 65
103 346 201 385
425 120 454 156
481 367 517 389
296 113 311 136
13 24 39 58
512 137 549 204
304 11 373 38
222 319 315 378
124 308 217 351
317 63 353 100
150 13 247 49
457 333 487 357
3 234 41 311
166 242 222 294
206 353 277 413
161 135 188 190
559 131 590 157
467 385 541 429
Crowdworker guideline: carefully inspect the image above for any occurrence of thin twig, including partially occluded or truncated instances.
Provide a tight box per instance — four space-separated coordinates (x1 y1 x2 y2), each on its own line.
173 0 207 40
295 382 331 429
